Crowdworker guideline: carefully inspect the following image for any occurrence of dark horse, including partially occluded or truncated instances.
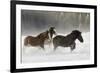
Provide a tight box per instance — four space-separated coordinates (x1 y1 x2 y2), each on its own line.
53 30 84 51
24 30 49 49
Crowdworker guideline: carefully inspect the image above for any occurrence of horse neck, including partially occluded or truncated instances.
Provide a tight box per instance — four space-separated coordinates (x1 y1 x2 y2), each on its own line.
38 34 48 41
37 33 42 37
66 33 78 41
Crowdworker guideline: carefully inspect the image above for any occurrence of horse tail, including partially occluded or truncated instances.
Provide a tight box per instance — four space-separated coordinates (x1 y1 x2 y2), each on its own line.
24 37 29 46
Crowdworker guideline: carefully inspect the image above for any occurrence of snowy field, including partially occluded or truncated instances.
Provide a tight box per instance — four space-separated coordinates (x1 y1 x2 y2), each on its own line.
21 32 90 63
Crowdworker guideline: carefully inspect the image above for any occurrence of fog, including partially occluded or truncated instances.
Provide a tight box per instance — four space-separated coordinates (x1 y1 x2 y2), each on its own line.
21 10 90 35
22 32 90 63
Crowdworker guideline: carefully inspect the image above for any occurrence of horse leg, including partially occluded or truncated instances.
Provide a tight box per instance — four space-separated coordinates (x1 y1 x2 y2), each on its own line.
70 42 76 51
53 44 58 51
53 40 58 51
40 44 45 50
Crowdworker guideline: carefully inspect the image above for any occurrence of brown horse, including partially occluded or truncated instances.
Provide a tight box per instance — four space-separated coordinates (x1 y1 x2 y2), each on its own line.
24 30 49 49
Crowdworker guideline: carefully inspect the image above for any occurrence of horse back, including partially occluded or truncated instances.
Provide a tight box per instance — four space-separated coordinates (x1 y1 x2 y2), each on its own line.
53 35 74 47
53 35 65 40
24 36 40 46
53 35 65 44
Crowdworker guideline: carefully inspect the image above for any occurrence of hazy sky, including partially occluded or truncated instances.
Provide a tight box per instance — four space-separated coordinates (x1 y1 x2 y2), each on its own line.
21 10 90 35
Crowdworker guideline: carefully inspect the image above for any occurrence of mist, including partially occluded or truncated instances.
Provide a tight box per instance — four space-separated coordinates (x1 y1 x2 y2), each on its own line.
21 10 90 35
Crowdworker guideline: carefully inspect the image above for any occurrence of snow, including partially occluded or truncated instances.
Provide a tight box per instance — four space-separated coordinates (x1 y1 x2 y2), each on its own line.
21 32 90 63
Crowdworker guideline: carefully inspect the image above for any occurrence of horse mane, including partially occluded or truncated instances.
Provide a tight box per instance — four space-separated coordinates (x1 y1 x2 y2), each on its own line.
65 30 81 39
36 30 48 38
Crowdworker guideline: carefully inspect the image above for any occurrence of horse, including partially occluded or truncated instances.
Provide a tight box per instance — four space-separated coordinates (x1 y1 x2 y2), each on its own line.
53 30 84 51
24 30 49 50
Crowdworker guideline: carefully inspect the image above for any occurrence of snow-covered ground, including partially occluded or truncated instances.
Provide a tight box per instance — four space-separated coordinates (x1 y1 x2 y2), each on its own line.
21 32 90 63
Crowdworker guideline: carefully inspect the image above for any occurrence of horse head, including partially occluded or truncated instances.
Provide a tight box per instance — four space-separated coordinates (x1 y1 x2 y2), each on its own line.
72 30 84 43
49 27 57 39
